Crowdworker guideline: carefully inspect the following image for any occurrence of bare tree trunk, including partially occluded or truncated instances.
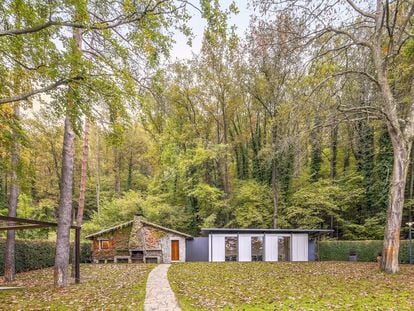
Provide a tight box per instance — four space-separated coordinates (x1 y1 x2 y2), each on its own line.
4 105 20 282
381 140 410 273
409 144 414 224
76 119 89 226
54 26 81 287
95 127 101 220
221 101 230 198
373 31 412 272
127 150 133 190
54 114 75 287
271 120 279 228
113 147 121 195
330 125 338 180
72 119 89 275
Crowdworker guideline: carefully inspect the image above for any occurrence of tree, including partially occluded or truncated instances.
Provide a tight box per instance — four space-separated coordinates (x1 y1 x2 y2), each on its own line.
257 0 414 272
4 105 20 282
245 13 304 227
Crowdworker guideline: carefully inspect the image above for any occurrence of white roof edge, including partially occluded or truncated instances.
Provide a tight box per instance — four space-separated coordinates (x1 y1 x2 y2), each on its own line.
201 228 333 233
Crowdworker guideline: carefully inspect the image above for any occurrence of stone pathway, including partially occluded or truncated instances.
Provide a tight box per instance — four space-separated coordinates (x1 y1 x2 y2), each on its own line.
144 264 181 311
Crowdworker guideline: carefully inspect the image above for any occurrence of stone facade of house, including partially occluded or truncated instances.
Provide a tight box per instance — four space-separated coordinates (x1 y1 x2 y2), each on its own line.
87 214 190 264
91 224 132 261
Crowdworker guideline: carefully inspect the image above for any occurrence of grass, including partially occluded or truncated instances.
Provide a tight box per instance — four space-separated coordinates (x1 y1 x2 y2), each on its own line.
0 263 155 310
169 262 414 310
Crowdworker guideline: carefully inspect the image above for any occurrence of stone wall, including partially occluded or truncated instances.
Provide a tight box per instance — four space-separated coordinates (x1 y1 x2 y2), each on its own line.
159 234 186 263
91 225 132 260
91 215 188 263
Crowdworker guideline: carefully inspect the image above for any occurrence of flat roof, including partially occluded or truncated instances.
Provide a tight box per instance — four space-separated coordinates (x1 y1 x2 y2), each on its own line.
201 228 333 236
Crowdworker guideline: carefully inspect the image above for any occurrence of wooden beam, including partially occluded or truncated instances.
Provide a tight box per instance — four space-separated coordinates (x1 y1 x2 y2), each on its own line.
0 215 79 229
0 224 46 230
75 227 81 284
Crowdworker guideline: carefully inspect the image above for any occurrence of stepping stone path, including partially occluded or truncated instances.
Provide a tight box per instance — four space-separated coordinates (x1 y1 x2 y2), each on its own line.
144 264 181 311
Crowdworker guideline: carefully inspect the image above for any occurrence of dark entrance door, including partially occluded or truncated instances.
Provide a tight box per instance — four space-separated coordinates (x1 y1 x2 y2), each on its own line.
171 240 179 261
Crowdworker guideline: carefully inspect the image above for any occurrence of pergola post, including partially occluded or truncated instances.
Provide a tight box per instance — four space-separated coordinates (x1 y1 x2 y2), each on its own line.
75 226 81 284
0 216 82 284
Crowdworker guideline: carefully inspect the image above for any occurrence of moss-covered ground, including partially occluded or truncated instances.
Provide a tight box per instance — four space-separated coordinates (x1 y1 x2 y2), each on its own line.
0 263 155 310
169 262 414 310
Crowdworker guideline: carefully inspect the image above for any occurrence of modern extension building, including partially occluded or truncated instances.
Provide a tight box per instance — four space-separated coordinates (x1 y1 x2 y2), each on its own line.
86 214 331 263
189 228 332 262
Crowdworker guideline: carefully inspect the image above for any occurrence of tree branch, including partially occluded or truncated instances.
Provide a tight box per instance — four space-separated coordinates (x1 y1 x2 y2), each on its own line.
325 26 373 50
308 70 380 97
0 77 83 105
345 0 375 19
0 0 169 37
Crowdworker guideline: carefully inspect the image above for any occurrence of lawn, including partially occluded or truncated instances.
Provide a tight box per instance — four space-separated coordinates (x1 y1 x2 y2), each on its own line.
169 262 414 310
0 263 155 310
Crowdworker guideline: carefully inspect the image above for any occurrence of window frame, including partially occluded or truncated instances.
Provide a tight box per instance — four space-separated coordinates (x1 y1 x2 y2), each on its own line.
277 235 291 262
99 239 111 250
224 236 238 262
251 236 264 261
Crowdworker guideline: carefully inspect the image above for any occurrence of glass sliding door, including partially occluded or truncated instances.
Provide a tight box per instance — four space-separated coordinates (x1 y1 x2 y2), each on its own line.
278 236 291 261
225 237 238 261
251 236 264 261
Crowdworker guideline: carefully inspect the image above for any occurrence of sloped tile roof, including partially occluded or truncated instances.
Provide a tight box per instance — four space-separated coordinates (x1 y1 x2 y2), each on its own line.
85 219 192 239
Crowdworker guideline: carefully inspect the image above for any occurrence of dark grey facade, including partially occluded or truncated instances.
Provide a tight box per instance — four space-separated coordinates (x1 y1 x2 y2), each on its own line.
186 237 209 262
308 239 316 261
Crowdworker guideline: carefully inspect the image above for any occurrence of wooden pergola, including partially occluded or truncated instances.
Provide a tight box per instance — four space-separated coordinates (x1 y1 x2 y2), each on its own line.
0 215 81 283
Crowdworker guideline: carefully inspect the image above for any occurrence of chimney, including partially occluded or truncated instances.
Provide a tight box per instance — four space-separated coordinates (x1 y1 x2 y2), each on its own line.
129 212 144 250
134 212 144 222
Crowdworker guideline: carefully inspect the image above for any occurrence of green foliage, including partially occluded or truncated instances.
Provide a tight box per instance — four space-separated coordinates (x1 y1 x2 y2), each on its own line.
355 122 375 215
372 126 393 213
141 194 190 234
2 0 413 247
83 190 192 236
285 178 364 229
320 240 411 263
83 190 142 236
230 180 272 228
189 183 227 228
0 239 91 275
309 121 322 182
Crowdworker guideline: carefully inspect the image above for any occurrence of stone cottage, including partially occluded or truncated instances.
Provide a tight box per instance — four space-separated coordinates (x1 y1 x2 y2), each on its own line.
86 214 192 263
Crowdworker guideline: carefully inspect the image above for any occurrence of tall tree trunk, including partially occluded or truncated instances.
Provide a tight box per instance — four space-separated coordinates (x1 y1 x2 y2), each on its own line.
271 120 279 228
54 26 81 287
330 125 338 180
4 105 20 282
222 103 229 197
127 150 133 190
409 144 414 224
77 119 89 225
381 140 410 273
113 147 121 195
72 119 89 275
95 127 101 220
54 115 76 287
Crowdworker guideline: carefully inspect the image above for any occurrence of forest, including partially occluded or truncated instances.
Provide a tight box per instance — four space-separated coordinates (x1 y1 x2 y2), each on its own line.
0 0 413 285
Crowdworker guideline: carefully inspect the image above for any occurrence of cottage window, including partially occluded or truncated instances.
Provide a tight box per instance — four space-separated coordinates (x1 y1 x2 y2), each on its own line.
251 236 263 261
225 237 238 261
99 239 111 250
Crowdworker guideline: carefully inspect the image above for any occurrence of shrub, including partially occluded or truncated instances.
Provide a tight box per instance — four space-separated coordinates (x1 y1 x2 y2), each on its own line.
320 240 411 263
0 239 91 275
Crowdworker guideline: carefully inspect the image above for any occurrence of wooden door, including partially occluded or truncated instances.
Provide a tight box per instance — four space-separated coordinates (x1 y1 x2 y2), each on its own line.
171 240 179 261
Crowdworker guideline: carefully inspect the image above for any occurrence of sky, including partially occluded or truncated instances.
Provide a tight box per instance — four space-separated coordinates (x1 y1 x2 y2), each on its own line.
170 0 252 60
